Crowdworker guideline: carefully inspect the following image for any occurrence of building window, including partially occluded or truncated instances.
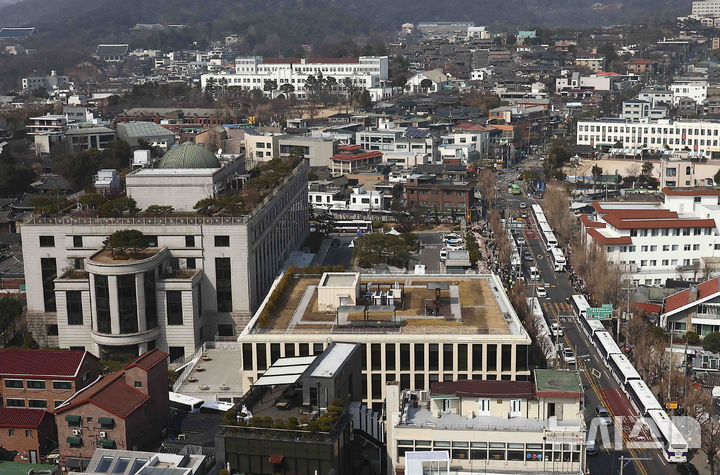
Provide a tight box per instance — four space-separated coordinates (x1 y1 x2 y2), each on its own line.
214 235 230 247
215 258 232 312
27 380 45 390
53 381 72 390
28 399 47 408
168 346 185 361
166 291 183 325
39 235 55 247
8 429 14 437
185 235 195 247
66 290 83 325
134 381 142 388
73 258 84 270
186 258 196 270
510 399 522 417
41 258 57 313
117 275 138 334
47 324 58 336
478 397 490 416
95 275 111 334
6 399 24 407
4 379 22 389
144 269 157 330
73 236 83 248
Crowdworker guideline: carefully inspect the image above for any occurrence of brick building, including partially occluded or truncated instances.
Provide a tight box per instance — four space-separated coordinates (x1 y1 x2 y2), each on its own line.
405 174 476 218
0 408 55 464
0 349 100 411
54 349 169 467
330 145 383 177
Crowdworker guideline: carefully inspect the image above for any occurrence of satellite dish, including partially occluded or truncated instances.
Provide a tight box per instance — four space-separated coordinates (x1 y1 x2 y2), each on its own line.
217 148 223 155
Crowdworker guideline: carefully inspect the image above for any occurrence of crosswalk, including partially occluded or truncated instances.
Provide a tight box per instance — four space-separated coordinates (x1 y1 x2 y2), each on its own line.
540 301 573 316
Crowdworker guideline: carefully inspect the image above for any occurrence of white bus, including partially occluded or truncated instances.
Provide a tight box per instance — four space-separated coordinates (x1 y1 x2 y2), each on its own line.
581 317 606 339
608 353 641 386
201 400 235 413
550 247 566 271
646 409 689 463
626 379 663 415
541 231 558 251
593 330 622 363
538 222 553 235
571 295 590 319
169 392 204 413
334 220 373 234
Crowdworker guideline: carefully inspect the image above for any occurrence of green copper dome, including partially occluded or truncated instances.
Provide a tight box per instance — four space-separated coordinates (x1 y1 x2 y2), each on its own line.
158 142 221 169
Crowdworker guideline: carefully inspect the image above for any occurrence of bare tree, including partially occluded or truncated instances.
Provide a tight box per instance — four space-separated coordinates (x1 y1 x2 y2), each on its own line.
477 168 498 209
624 314 666 387
489 209 511 266
685 385 720 474
542 185 576 248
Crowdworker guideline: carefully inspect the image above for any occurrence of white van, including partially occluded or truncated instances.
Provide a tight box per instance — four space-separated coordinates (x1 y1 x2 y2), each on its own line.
529 266 540 280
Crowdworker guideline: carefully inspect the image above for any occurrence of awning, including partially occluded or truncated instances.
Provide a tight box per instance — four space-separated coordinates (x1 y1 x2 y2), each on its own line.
98 417 114 428
65 415 81 424
269 455 284 464
66 436 82 445
99 439 116 449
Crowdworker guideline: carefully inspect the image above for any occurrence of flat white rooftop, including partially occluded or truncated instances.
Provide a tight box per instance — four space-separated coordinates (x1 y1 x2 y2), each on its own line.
311 342 356 378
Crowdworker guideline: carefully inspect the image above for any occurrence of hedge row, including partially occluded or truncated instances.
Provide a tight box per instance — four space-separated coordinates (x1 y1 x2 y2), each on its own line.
256 265 345 328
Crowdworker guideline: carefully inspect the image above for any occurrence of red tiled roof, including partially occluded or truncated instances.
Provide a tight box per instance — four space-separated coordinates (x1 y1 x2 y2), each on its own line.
454 122 496 132
586 228 632 245
633 302 662 315
125 349 168 371
663 277 720 313
0 408 48 428
55 372 149 419
662 187 720 196
579 214 605 228
602 214 716 229
627 59 656 65
0 349 96 379
331 151 383 161
596 72 621 76
431 380 534 398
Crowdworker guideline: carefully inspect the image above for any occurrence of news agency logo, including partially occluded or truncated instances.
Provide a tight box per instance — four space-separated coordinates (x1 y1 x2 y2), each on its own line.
549 416 701 450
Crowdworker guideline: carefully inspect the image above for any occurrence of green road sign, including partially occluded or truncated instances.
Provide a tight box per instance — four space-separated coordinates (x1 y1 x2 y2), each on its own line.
587 304 613 320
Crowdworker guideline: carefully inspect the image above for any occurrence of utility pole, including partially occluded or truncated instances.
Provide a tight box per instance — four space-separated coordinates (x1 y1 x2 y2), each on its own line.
618 456 650 475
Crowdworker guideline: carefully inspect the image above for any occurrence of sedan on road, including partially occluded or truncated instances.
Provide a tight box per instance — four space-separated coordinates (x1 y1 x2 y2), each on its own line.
516 235 526 246
563 348 576 365
536 286 547 298
595 406 612 426
523 250 533 261
519 202 527 209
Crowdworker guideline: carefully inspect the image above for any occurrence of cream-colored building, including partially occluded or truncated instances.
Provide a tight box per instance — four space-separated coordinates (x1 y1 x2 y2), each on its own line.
234 272 532 411
386 370 586 474
20 152 309 361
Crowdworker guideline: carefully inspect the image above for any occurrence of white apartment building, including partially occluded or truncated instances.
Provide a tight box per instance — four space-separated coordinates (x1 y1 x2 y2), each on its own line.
236 272 532 412
580 188 720 285
692 0 720 17
671 78 708 106
441 131 490 158
660 275 720 336
356 121 437 166
22 71 69 91
20 159 309 361
576 118 720 158
347 185 387 211
200 56 389 99
638 88 673 108
621 100 667 122
386 370 586 474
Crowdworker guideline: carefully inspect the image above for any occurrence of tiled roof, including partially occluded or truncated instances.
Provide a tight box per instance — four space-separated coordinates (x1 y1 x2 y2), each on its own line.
633 302 662 315
663 277 720 314
602 214 716 229
431 380 534 398
94 44 129 57
586 228 632 245
663 187 720 196
126 349 169 371
332 151 383 161
55 372 149 419
0 349 95 378
579 214 605 228
0 408 47 428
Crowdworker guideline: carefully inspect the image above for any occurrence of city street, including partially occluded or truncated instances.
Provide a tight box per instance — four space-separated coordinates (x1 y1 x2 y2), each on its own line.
506 192 687 475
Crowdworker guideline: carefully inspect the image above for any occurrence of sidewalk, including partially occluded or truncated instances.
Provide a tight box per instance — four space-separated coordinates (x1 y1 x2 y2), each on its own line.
689 453 713 475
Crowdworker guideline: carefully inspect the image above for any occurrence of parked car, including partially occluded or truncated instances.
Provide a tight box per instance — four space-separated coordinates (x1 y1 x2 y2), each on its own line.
524 250 533 261
515 235 526 246
536 286 547 298
446 243 465 251
519 202 527 209
563 348 576 364
595 406 612 426
440 249 448 261
550 322 563 337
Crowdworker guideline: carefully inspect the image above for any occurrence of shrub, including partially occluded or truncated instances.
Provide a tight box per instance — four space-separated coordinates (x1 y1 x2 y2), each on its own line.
223 409 237 425
683 331 700 345
273 418 287 429
287 416 299 429
703 332 720 353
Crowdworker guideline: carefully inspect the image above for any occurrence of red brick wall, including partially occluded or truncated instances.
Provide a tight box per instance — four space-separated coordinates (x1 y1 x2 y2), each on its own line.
56 405 128 461
0 413 54 463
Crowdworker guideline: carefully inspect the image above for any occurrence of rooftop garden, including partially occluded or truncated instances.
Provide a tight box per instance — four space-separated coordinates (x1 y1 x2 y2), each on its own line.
222 397 347 435
194 157 303 216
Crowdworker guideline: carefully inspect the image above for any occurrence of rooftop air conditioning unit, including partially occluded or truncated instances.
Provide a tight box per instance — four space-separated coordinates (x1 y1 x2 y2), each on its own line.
100 431 107 438
72 429 81 436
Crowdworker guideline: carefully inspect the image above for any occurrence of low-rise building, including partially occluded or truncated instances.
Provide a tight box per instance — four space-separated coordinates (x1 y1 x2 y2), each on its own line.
93 44 129 62
78 447 206 475
0 349 100 410
574 56 605 72
405 174 475 218
54 350 169 467
660 275 720 336
671 78 708 106
116 122 176 150
580 188 720 285
330 145 383 177
386 369 586 474
0 408 55 464
22 71 69 91
65 127 116 154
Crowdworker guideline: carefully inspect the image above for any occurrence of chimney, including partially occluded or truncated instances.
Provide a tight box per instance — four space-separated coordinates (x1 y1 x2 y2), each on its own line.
689 285 698 304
